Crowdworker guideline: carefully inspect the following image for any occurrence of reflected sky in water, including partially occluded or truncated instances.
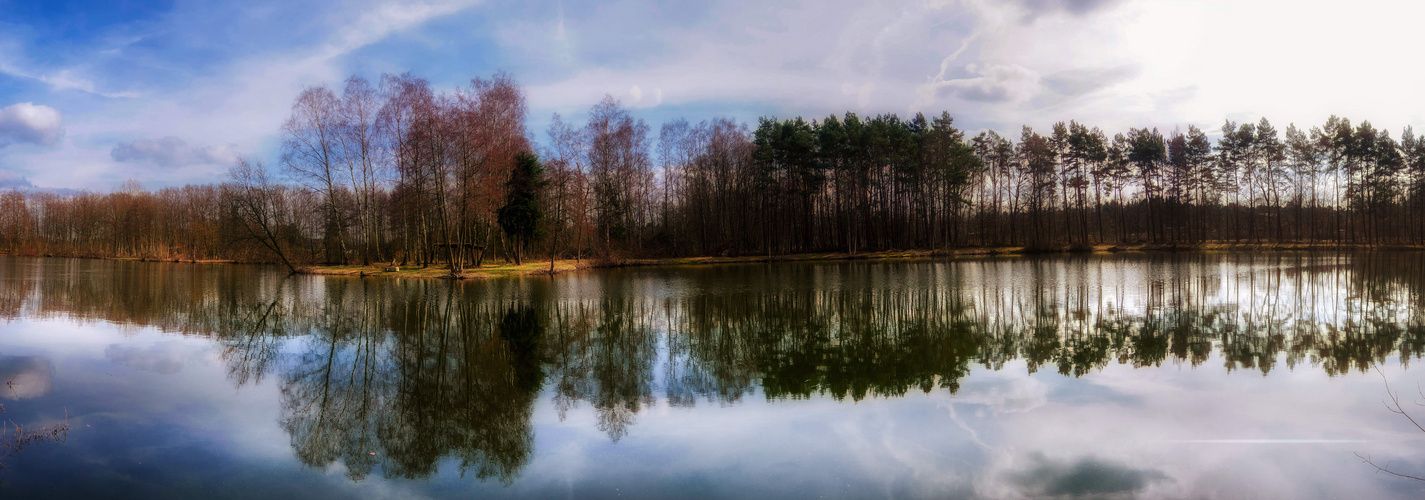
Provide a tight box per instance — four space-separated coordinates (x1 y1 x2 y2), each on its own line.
3 254 1425 499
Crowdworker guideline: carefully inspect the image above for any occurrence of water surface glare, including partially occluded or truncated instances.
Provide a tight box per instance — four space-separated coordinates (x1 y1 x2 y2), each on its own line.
2 254 1425 499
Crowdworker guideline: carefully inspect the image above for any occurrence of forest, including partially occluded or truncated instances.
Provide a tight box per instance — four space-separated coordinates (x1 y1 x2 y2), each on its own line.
3 71 1425 270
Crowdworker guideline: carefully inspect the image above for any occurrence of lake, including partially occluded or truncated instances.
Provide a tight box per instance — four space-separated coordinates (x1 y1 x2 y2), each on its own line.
2 253 1425 499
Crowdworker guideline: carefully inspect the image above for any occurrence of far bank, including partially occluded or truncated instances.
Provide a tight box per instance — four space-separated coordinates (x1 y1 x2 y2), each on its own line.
5 242 1421 282
292 242 1425 281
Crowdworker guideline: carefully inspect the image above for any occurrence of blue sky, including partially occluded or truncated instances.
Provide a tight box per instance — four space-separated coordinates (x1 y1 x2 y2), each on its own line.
1 0 1423 190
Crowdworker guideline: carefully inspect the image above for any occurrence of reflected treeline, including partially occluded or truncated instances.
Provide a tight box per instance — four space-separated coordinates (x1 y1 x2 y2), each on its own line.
7 254 1425 481
258 281 545 483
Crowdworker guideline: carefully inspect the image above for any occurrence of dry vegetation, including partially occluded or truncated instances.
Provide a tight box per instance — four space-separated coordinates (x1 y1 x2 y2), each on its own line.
0 380 69 472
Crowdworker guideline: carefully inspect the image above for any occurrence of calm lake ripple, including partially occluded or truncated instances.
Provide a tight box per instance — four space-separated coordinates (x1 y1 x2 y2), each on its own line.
2 253 1425 499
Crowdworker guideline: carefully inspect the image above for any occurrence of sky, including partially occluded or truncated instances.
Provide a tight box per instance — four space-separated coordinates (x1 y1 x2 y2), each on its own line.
0 0 1422 191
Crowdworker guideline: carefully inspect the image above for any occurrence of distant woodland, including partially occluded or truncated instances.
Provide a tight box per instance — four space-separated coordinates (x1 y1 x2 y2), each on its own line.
2 72 1425 270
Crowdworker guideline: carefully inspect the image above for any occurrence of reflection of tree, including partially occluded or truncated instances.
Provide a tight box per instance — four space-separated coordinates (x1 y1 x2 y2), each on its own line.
17 253 1425 482
279 280 394 480
200 278 549 483
668 288 986 401
547 300 657 442
275 284 544 483
216 279 306 386
0 258 35 319
1358 369 1425 482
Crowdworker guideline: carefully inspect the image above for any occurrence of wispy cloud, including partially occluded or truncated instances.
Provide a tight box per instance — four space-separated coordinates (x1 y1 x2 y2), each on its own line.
0 0 481 190
0 34 140 99
3 0 1425 190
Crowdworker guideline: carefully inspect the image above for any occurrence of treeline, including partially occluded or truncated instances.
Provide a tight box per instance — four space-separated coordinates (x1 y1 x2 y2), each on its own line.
7 252 1424 384
6 71 1425 268
5 253 1425 464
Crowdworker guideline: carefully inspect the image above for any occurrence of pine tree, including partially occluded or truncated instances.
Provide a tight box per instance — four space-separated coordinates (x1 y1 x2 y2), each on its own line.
498 152 546 265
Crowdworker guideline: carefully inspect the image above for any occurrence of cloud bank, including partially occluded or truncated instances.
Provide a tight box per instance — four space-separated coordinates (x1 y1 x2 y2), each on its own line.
937 64 1041 103
0 102 63 148
111 137 238 168
0 169 33 189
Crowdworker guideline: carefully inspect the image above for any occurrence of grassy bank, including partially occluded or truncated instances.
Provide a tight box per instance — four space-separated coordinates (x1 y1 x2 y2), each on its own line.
299 260 588 280
9 242 1424 281
297 241 1425 280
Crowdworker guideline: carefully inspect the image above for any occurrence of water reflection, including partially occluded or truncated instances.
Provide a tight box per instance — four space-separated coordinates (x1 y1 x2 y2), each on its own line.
0 356 53 400
1008 453 1171 498
3 253 1425 485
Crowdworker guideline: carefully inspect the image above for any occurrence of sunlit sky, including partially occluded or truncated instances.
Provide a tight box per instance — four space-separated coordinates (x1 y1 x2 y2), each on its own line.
0 0 1420 191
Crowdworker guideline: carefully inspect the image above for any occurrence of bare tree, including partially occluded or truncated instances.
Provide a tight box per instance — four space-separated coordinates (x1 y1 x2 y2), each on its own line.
585 95 652 255
338 75 388 265
282 85 349 264
226 158 299 274
545 113 588 268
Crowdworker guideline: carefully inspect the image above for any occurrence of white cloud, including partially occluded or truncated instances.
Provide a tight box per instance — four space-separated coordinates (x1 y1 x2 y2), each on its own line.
1042 64 1140 97
555 4 567 41
1010 0 1122 21
0 102 64 148
842 82 874 109
320 1 477 59
937 64 1040 103
518 1 963 118
0 0 482 190
9 0 1425 189
0 60 139 99
0 169 32 189
111 137 239 168
517 0 1425 140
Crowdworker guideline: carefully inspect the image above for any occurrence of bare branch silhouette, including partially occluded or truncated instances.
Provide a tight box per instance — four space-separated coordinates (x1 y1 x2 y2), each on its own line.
1359 367 1425 481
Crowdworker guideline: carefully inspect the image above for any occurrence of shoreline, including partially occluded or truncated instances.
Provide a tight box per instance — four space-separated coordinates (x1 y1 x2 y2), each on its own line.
6 242 1424 281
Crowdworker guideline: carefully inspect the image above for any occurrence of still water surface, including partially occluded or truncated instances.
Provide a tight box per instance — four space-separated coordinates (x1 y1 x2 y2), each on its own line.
2 254 1425 498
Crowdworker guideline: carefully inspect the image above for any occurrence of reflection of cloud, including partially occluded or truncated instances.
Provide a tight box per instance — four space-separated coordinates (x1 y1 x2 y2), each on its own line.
0 356 54 400
106 342 186 375
1046 378 1141 408
1008 453 1169 499
953 373 1048 413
